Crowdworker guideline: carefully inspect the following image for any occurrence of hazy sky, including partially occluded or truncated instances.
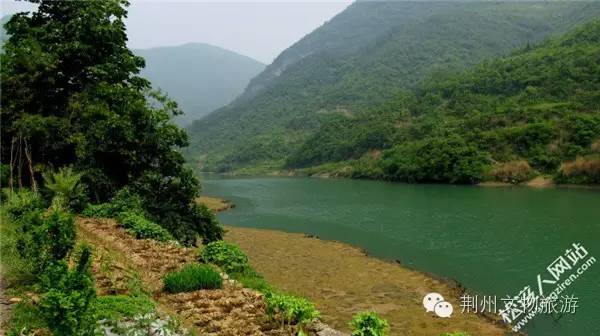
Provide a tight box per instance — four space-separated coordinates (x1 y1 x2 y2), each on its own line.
1 0 352 63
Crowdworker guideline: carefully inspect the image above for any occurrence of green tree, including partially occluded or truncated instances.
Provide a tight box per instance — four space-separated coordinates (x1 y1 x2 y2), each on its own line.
1 0 222 244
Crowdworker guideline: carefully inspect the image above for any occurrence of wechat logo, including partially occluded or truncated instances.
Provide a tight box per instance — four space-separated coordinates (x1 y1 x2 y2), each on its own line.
423 292 453 318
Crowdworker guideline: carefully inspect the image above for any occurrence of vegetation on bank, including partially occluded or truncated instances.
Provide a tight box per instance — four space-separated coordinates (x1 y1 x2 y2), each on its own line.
186 2 600 182
1 0 222 245
163 264 223 293
285 20 600 185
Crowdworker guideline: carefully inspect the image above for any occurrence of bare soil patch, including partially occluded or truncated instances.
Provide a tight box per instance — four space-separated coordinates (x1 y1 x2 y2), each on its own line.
78 217 285 335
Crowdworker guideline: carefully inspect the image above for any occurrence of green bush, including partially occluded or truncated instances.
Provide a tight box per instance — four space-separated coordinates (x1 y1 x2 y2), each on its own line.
17 208 76 274
163 264 223 293
200 241 249 274
265 292 320 332
81 202 114 218
118 211 174 242
349 311 390 336
42 166 87 211
3 189 43 219
39 245 96 336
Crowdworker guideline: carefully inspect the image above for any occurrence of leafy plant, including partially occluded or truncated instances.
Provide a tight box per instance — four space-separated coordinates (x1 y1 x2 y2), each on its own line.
42 166 85 211
3 189 43 219
163 264 222 293
265 292 320 333
118 211 174 242
200 241 249 274
17 208 76 274
39 245 96 336
349 311 390 336
81 202 114 218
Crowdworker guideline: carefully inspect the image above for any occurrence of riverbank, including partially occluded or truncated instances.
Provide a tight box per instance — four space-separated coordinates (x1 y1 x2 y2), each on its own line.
199 197 509 335
201 170 600 190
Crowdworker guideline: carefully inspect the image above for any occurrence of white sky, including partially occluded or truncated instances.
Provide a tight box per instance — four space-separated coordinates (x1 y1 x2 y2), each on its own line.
0 0 352 63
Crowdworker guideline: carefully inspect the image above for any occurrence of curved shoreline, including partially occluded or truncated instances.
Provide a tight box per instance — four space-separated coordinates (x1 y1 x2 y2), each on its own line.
200 196 510 335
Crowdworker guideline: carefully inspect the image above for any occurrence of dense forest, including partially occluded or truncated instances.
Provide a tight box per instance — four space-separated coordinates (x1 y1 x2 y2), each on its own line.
1 1 222 244
293 19 600 184
185 1 600 178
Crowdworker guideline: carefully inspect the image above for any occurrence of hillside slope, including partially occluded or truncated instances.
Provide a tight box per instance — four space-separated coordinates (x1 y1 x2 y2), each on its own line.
300 19 600 184
185 1 600 172
135 43 265 126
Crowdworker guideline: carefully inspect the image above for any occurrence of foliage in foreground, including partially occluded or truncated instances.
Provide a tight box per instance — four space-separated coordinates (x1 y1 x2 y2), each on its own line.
200 241 250 274
39 245 97 336
349 311 390 336
163 264 223 293
118 210 174 242
16 207 76 275
42 166 86 211
1 0 222 244
265 292 320 333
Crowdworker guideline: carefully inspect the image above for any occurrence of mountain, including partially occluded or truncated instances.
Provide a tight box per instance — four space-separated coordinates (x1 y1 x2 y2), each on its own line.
185 1 600 173
297 19 600 184
134 43 265 126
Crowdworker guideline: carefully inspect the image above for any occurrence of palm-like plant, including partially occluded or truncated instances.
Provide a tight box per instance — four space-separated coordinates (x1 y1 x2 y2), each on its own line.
43 166 83 210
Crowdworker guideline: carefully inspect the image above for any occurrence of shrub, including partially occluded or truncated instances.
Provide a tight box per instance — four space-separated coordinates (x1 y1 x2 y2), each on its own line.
81 202 114 218
4 189 43 219
265 292 320 332
17 208 76 274
118 211 174 242
556 156 600 184
163 264 222 293
42 166 86 211
200 241 249 274
487 160 535 184
39 245 96 336
349 311 390 336
110 187 146 215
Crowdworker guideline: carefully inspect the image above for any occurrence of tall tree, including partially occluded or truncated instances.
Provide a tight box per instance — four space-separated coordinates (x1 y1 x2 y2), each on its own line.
1 0 222 244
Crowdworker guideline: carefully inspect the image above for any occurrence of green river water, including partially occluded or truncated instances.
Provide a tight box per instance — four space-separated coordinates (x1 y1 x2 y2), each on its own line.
202 176 599 336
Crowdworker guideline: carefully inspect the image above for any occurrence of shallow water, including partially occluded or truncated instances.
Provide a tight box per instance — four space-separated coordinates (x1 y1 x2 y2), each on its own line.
202 176 600 336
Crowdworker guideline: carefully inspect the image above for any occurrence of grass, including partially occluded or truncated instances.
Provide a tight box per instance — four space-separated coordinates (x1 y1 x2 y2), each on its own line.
231 269 272 293
163 264 222 293
94 294 155 320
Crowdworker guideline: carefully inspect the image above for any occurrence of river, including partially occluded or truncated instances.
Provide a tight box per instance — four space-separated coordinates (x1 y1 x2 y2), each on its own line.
202 175 600 336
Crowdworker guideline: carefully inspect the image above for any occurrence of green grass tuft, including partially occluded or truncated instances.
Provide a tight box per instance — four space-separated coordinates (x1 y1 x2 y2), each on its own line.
163 264 223 293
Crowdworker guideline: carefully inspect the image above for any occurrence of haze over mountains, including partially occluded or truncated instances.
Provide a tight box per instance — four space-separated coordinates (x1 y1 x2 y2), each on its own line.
184 1 600 174
135 43 265 126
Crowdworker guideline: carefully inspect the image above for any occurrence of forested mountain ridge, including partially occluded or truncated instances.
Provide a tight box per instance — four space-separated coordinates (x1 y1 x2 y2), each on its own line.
135 43 265 126
185 1 600 173
297 19 600 184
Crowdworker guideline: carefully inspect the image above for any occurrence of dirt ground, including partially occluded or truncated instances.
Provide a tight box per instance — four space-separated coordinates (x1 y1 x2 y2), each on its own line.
78 217 285 336
224 226 509 336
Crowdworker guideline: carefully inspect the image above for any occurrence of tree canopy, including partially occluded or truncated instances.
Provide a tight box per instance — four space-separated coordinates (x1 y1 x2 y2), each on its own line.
1 0 222 244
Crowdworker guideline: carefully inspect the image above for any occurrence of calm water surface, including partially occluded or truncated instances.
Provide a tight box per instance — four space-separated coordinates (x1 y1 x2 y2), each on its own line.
202 176 600 336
